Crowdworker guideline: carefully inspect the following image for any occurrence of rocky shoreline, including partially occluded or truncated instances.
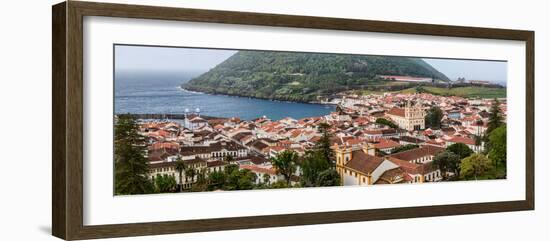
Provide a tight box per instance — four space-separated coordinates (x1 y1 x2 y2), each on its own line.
180 85 336 106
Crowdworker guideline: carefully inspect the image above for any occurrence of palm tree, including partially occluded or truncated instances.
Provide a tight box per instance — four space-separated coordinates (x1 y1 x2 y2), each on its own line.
185 167 197 186
175 159 185 192
271 150 298 186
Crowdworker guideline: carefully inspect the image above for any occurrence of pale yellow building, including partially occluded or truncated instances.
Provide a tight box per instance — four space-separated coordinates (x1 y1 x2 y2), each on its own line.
333 143 444 186
334 144 413 186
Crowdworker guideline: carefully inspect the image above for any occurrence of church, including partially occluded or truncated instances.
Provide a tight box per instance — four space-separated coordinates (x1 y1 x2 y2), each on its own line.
385 101 426 131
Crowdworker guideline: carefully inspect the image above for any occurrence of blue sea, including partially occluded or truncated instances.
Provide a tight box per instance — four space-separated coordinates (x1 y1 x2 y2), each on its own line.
115 71 334 120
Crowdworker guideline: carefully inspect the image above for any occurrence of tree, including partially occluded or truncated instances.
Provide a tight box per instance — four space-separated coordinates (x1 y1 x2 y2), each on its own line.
271 150 298 186
175 159 186 192
425 106 443 129
486 98 504 135
237 170 257 190
114 115 154 195
432 150 460 180
391 144 418 154
224 164 239 176
375 118 398 129
185 167 196 185
300 150 330 187
224 167 257 190
207 170 226 191
316 169 341 186
154 174 177 193
487 125 507 169
460 154 493 180
223 165 240 190
270 180 289 189
474 134 483 147
190 169 208 192
446 143 474 159
192 169 208 192
262 173 271 186
224 154 235 164
316 122 334 166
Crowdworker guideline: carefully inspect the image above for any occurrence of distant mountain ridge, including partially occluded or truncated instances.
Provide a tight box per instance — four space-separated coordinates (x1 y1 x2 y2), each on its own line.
183 50 449 102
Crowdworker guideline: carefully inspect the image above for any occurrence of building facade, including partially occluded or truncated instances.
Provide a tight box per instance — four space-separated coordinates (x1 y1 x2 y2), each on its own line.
386 101 426 131
334 144 444 186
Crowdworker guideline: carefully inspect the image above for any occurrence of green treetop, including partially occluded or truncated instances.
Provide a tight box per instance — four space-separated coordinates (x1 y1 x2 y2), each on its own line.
316 122 334 166
271 150 298 186
460 154 493 180
375 118 398 129
446 142 474 159
487 125 507 170
425 106 443 129
486 98 504 135
114 115 154 195
432 150 460 180
154 174 177 193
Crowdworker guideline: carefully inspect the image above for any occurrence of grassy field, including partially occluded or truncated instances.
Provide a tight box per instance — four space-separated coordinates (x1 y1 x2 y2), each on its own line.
358 86 506 99
359 88 413 96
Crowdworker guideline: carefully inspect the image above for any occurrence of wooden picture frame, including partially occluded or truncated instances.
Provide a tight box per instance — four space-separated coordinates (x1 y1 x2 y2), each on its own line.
52 1 534 240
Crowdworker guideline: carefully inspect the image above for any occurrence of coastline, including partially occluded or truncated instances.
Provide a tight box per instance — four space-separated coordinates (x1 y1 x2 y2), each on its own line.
179 85 337 106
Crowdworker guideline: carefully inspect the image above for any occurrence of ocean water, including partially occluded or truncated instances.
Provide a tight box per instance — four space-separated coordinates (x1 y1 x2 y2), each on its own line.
115 71 334 120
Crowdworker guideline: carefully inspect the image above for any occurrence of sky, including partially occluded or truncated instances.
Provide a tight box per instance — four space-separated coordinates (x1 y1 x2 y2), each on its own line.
423 58 507 84
115 45 237 73
115 45 507 84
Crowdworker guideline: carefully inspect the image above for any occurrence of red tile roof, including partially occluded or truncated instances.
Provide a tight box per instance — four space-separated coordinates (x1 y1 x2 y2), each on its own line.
372 139 401 149
207 160 227 168
268 146 286 152
390 145 444 162
240 165 277 175
447 136 476 145
386 108 405 117
375 167 413 184
345 150 385 174
149 142 180 151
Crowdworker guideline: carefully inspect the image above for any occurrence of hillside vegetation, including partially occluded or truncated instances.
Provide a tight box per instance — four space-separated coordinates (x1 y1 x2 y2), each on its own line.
183 50 449 102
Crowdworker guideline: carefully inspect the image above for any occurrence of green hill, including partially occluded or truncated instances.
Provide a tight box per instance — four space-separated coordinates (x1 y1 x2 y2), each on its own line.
183 50 449 102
